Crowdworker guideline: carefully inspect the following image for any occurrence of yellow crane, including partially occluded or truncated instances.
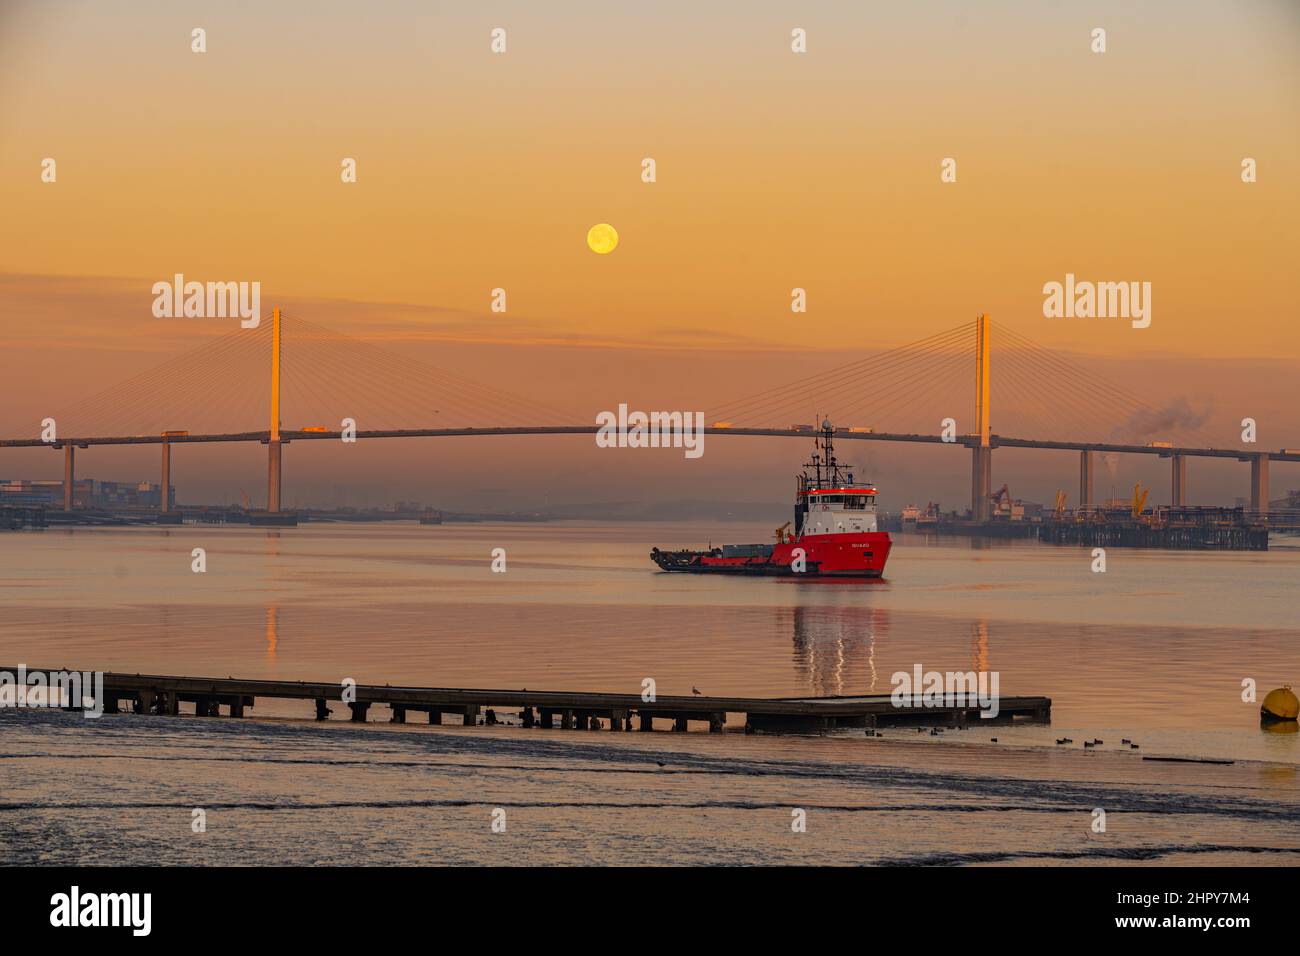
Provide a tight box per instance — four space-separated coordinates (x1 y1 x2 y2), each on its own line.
1131 482 1150 519
774 521 792 544
1053 490 1067 517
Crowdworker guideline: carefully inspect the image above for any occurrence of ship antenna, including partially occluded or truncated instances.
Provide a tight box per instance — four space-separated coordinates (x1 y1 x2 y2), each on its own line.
821 416 837 483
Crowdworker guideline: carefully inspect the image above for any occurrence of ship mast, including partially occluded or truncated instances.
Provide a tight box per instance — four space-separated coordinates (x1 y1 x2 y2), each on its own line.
802 419 855 490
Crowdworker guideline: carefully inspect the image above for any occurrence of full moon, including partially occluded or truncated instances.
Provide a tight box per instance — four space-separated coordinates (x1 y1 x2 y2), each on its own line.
586 223 618 255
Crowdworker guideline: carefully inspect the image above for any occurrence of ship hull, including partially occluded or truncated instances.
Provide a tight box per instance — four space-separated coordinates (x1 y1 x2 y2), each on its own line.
651 532 891 578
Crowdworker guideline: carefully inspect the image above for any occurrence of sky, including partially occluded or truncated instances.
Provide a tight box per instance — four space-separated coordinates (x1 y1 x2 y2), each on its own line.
1 0 1297 513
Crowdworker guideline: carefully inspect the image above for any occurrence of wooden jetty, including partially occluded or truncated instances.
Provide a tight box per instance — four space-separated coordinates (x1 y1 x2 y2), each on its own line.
8 667 1051 734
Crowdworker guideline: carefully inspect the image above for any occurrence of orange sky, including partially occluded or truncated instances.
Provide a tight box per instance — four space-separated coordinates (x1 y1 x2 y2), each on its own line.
1 0 1297 510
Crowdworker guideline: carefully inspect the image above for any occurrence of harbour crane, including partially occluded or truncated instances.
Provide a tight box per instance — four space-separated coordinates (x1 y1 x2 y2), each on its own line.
1131 482 1150 519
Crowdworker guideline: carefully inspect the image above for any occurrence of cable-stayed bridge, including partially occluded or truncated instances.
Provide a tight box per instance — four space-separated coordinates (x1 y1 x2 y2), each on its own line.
1 311 1295 521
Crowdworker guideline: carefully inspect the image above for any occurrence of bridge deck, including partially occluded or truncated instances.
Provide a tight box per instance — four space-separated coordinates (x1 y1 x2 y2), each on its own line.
9 668 1050 733
3 426 1299 461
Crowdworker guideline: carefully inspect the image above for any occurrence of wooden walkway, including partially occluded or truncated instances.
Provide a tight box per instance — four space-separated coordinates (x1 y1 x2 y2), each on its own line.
10 668 1051 734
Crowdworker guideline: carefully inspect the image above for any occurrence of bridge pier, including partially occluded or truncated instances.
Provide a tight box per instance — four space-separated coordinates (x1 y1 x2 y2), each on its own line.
971 446 992 521
62 444 75 511
1079 450 1094 512
161 441 171 513
1171 454 1187 507
1250 453 1269 516
267 439 282 513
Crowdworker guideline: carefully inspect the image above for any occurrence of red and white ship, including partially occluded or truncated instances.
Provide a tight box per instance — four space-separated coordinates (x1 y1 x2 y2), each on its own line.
650 420 892 577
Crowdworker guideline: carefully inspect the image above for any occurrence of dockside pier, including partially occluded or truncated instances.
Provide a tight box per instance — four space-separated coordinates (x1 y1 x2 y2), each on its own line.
8 668 1051 734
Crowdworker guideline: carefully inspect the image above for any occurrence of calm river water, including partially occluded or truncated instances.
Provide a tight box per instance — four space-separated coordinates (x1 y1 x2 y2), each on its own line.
1 522 1297 864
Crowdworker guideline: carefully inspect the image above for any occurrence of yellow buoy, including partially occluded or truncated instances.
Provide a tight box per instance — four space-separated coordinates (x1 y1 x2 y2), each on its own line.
1261 685 1299 721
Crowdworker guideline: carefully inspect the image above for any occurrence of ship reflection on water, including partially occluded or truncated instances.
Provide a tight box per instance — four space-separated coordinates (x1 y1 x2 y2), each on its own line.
790 605 890 697
791 606 992 698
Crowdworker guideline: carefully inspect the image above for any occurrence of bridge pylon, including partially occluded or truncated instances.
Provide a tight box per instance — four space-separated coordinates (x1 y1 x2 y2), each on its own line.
971 314 992 521
267 306 282 513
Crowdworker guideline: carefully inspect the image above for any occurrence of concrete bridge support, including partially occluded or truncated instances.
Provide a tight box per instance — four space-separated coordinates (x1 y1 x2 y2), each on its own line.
1250 454 1269 516
267 439 282 513
971 445 992 521
1171 454 1187 507
1079 450 1094 512
161 441 171 513
62 445 75 511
